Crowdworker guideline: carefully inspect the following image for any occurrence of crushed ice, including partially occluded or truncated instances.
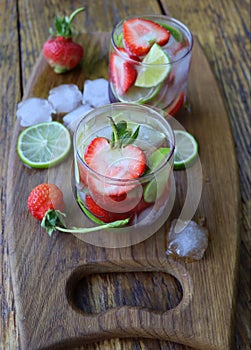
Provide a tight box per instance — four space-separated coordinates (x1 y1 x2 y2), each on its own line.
16 97 55 127
48 84 82 113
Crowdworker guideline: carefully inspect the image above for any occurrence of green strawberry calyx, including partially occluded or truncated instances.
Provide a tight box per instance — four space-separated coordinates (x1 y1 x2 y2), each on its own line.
41 209 129 237
49 7 85 38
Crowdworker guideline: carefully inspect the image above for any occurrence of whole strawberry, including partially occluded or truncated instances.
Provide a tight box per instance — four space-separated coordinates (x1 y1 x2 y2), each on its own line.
43 7 85 73
28 183 66 236
27 183 129 236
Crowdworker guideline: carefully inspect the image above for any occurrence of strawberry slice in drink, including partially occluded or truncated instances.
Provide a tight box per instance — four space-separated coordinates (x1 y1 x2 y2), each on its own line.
82 118 146 213
109 50 137 95
123 17 170 57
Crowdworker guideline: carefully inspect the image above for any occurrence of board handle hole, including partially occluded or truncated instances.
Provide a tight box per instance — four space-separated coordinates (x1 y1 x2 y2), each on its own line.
66 269 183 315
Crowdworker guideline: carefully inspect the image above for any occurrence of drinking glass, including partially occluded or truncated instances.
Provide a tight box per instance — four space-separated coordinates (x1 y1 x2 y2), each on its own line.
108 15 193 115
73 103 175 246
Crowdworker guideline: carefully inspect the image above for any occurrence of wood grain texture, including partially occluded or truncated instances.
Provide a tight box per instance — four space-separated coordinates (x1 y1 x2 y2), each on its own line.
0 0 21 349
6 32 239 350
0 0 250 349
160 2 250 349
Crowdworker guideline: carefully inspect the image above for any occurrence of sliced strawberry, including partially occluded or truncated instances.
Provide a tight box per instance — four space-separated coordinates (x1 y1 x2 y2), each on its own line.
109 51 137 95
84 136 146 197
123 18 170 57
166 92 185 116
85 194 131 223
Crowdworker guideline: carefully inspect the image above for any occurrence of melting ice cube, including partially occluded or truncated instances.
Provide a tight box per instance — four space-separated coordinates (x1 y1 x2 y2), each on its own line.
83 78 110 107
63 104 93 132
166 219 209 261
48 84 82 113
16 97 55 127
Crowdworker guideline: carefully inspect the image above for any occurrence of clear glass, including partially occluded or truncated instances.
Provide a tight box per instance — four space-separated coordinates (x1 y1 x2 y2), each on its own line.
73 103 175 245
108 15 193 114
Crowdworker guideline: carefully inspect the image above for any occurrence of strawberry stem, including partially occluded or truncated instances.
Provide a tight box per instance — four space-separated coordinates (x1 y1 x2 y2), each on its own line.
68 7 85 25
41 208 129 236
55 218 130 234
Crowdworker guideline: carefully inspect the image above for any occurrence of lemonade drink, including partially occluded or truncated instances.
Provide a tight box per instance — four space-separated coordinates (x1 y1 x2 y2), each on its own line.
108 15 193 115
74 103 175 231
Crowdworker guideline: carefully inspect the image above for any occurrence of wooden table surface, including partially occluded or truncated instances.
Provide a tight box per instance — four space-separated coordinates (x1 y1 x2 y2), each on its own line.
0 0 250 349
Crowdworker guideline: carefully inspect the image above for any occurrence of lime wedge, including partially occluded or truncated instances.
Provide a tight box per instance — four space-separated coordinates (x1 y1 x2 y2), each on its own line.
174 130 199 170
144 147 171 203
135 43 171 88
17 121 71 168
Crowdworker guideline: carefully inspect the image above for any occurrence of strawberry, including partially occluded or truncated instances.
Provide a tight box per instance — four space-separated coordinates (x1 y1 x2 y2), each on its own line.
28 183 65 221
43 7 85 73
27 183 129 236
85 195 131 223
83 118 146 200
109 50 137 95
85 195 151 224
166 91 185 116
123 18 170 57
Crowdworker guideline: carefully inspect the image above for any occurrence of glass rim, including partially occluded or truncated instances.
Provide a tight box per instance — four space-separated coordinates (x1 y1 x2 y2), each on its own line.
111 14 193 65
74 102 175 184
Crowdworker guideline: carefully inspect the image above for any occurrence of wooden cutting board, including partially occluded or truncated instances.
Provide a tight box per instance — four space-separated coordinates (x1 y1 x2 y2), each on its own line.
6 34 240 350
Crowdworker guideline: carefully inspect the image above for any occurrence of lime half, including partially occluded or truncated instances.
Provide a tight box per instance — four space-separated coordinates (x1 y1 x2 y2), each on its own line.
17 121 71 168
135 43 171 88
174 130 198 170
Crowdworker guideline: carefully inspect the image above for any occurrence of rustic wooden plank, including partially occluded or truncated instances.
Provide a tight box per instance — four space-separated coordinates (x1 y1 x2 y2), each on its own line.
159 2 250 349
6 32 239 350
1 0 249 349
0 0 21 349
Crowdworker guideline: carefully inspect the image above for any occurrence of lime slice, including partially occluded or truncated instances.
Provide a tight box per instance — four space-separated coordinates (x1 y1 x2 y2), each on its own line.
174 130 199 170
17 121 71 168
135 43 171 88
113 32 124 48
111 81 161 104
144 147 171 203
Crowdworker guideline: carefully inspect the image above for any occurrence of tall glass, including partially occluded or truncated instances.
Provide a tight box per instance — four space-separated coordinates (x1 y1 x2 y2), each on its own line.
73 103 175 245
108 15 193 115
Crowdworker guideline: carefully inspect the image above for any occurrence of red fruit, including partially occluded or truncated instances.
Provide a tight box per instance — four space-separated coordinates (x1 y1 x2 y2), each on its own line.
167 92 185 116
123 18 170 57
43 37 83 73
43 7 85 73
85 195 131 223
27 184 65 221
109 51 137 95
84 136 146 197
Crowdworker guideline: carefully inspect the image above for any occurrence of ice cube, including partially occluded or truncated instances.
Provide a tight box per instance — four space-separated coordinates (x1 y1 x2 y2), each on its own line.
16 97 55 127
63 104 93 132
166 218 209 261
48 84 82 113
83 78 110 107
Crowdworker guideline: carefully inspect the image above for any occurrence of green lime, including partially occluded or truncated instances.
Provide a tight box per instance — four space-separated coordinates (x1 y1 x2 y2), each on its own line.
17 121 71 168
157 22 184 42
174 130 199 170
114 32 124 48
111 81 161 104
144 147 171 203
135 43 171 88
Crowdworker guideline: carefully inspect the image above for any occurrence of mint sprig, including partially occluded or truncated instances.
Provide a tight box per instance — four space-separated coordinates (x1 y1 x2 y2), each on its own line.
109 117 140 148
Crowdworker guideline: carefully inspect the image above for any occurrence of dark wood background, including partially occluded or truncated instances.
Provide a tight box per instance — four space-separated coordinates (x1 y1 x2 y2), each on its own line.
0 0 250 349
